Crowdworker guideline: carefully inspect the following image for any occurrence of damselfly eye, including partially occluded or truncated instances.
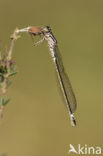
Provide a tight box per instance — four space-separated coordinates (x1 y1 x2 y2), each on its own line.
43 26 51 33
46 26 51 31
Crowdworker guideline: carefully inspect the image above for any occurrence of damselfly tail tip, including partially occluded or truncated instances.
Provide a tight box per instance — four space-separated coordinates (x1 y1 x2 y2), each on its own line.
70 114 76 127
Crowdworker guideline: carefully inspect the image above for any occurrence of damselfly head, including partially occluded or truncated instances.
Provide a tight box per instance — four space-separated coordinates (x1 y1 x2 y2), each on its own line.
43 26 51 33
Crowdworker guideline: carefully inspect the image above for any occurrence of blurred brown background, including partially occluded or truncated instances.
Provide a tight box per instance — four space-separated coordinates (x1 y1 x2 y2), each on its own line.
0 0 103 156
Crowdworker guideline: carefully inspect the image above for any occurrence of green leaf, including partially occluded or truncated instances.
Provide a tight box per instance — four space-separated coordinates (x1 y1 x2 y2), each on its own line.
0 75 4 82
8 71 18 77
0 96 10 106
0 96 4 105
2 98 10 106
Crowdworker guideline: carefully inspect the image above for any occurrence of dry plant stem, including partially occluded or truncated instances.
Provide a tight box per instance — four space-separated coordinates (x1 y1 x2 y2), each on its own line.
1 78 7 94
0 105 3 118
7 37 16 61
0 26 30 118
8 27 30 60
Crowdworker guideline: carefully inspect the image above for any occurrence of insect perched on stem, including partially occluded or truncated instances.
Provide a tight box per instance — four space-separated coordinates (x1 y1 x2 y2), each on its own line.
29 26 52 46
29 26 77 126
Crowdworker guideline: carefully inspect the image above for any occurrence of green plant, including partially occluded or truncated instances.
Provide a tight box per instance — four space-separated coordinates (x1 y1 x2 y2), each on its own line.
0 27 30 117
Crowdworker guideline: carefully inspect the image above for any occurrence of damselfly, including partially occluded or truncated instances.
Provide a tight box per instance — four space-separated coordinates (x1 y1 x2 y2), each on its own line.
29 26 77 126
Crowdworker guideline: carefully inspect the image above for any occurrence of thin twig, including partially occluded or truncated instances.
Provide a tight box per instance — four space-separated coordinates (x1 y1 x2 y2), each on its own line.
0 26 31 118
8 27 30 60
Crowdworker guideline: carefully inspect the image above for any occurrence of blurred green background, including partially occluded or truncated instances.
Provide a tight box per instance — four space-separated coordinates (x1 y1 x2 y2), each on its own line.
0 0 103 156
